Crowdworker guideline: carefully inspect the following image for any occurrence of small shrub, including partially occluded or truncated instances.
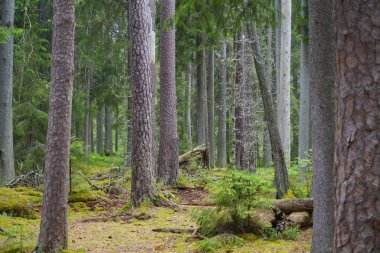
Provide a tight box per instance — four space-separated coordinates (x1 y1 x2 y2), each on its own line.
199 234 244 252
282 226 301 241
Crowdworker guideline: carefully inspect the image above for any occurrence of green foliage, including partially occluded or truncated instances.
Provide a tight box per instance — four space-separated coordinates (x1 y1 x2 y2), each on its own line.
264 226 301 241
70 138 85 161
199 233 245 252
0 187 41 219
191 170 271 237
68 190 105 203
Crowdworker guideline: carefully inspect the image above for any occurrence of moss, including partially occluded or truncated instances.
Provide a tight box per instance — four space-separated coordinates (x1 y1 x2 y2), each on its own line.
0 188 40 219
176 176 195 188
68 190 105 203
199 234 245 252
70 202 88 212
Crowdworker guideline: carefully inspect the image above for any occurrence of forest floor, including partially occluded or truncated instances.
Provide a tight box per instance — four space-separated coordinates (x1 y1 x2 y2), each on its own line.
0 155 312 253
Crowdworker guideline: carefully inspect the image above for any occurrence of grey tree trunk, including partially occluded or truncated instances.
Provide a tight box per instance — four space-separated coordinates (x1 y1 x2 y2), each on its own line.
207 50 215 166
277 0 292 164
249 23 289 198
129 0 156 207
217 41 227 168
115 117 119 152
309 0 336 251
126 96 132 166
0 0 15 183
196 39 207 145
157 0 179 185
96 104 105 155
90 111 94 153
83 65 92 154
334 1 380 251
185 63 192 146
37 0 75 250
105 104 113 155
298 0 311 170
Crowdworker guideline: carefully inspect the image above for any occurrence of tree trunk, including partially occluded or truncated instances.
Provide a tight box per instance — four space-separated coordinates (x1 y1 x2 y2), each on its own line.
126 96 132 166
309 0 336 252
217 41 227 168
273 198 313 215
0 0 15 183
196 39 206 145
157 0 179 185
83 64 92 154
37 0 75 250
185 63 192 146
334 1 380 252
115 118 119 153
207 50 215 167
129 0 156 207
105 104 113 155
249 23 289 199
90 111 94 153
298 0 310 171
96 104 105 155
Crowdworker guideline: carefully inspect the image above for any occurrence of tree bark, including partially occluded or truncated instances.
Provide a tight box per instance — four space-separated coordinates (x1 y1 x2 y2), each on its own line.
249 23 289 198
273 198 313 215
185 63 192 146
298 0 311 171
207 49 215 167
157 0 179 185
129 0 156 207
196 38 207 145
96 104 105 155
90 111 94 153
83 64 92 154
309 0 336 252
105 104 113 155
217 41 227 168
37 0 75 251
334 1 380 252
0 0 15 183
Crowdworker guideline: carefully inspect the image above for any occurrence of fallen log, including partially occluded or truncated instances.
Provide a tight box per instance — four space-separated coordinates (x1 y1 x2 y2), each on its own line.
152 228 195 234
273 198 313 215
178 144 210 169
5 171 41 188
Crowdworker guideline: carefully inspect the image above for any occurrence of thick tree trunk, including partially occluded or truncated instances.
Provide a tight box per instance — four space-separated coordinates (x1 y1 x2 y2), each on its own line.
105 104 113 155
207 50 215 167
196 39 206 145
185 63 192 146
96 104 105 155
0 0 15 183
309 0 336 252
217 41 227 168
249 23 289 198
334 1 380 252
129 0 156 207
298 0 310 171
157 0 179 185
37 0 75 250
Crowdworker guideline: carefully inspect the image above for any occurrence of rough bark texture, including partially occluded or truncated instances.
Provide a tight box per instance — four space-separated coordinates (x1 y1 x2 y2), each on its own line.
83 64 92 154
90 111 94 152
96 104 105 155
157 0 179 185
37 0 75 251
277 0 291 164
249 23 289 198
273 198 313 215
196 39 206 145
298 0 311 171
309 0 336 252
207 50 215 167
105 104 113 155
129 0 156 207
0 0 15 183
217 41 227 168
185 63 192 146
334 1 380 252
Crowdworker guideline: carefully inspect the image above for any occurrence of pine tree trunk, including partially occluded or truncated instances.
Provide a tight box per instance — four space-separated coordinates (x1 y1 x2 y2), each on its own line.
105 104 113 155
207 50 215 167
126 96 132 166
249 23 289 198
0 0 15 183
157 0 179 185
37 0 75 250
90 111 94 153
309 0 335 251
185 63 192 146
217 41 227 168
83 65 92 154
96 104 105 155
196 39 207 145
334 1 380 252
129 0 156 207
298 0 310 171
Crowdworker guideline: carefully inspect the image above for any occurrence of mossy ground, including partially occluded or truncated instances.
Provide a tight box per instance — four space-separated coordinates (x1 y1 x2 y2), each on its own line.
0 156 311 253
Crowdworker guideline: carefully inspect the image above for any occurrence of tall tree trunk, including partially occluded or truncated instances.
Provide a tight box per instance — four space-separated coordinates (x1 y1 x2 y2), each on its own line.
129 0 156 207
157 0 179 185
207 49 215 166
277 0 291 164
105 104 113 155
196 39 207 145
96 104 105 155
126 96 132 166
217 41 227 168
83 65 92 154
37 0 75 250
249 23 289 198
185 63 192 146
0 0 15 183
298 0 310 170
90 111 94 153
309 0 336 251
334 1 380 252
115 118 119 152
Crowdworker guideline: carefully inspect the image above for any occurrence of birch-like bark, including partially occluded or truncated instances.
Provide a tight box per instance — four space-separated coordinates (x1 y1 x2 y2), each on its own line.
207 50 215 166
96 104 105 155
185 63 192 146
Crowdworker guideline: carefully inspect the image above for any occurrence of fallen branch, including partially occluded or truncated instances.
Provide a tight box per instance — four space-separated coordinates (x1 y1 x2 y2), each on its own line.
273 198 313 215
78 171 110 192
178 144 210 169
5 171 41 188
152 228 195 234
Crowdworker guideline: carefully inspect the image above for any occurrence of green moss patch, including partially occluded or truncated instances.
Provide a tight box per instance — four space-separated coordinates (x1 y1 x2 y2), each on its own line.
68 190 105 203
0 187 41 219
